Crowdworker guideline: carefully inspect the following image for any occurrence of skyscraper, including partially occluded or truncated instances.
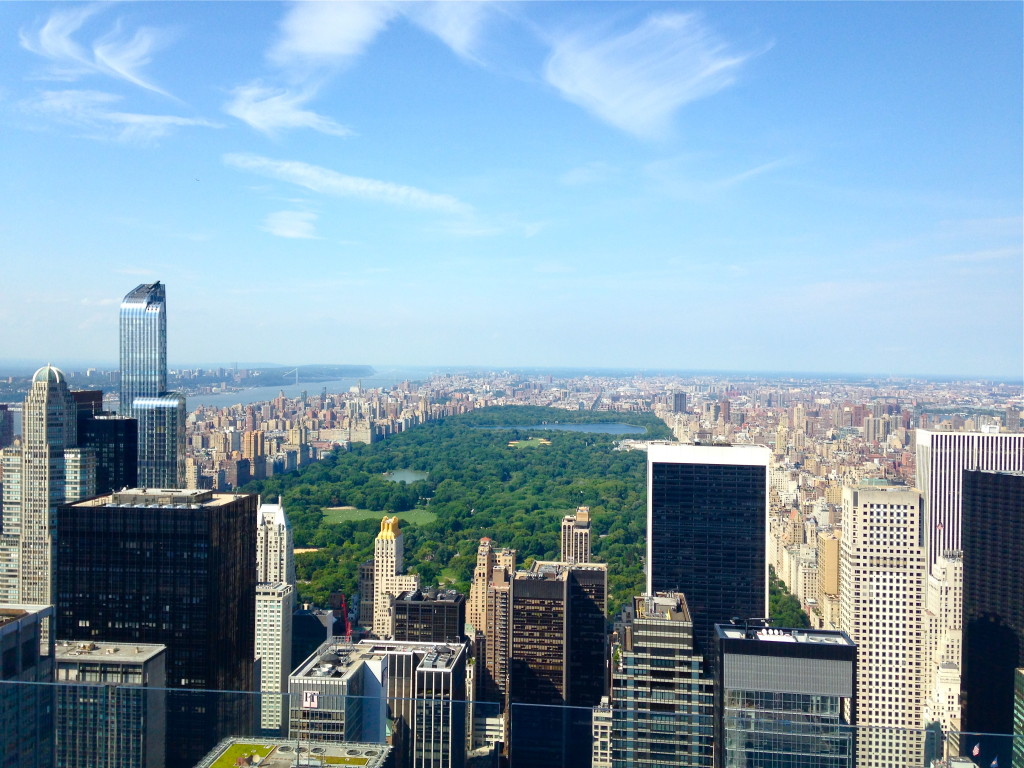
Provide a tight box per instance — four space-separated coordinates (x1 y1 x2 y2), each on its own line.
646 444 770 663
914 429 1024 570
0 603 55 768
119 282 185 488
372 517 419 638
961 470 1024 745
257 497 295 585
256 582 294 735
839 484 927 768
57 487 256 765
0 365 93 606
560 506 591 564
119 282 167 417
611 593 713 768
715 623 857 768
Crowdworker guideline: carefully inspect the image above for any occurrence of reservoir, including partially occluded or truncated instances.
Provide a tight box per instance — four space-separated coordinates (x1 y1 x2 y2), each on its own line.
384 469 429 483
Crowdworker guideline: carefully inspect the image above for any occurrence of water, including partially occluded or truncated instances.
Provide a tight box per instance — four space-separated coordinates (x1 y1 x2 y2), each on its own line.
475 423 647 435
383 469 429 483
187 367 435 408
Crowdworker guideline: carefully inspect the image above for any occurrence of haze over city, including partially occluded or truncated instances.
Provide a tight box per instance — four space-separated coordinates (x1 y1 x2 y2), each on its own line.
2 1 1021 376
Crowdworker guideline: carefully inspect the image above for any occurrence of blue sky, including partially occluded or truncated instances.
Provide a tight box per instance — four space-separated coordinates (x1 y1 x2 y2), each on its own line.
1 2 1020 377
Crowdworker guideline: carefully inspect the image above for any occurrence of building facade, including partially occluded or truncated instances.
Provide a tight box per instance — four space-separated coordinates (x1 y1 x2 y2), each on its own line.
256 582 294 734
839 485 927 768
0 604 54 768
392 589 466 644
0 365 93 607
715 623 857 768
57 488 256 766
55 640 167 768
961 470 1024 746
611 593 713 768
372 517 419 638
646 444 770 663
257 497 295 586
560 507 592 564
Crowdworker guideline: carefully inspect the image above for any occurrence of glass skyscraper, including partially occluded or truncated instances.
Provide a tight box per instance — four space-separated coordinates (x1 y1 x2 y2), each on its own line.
119 282 185 488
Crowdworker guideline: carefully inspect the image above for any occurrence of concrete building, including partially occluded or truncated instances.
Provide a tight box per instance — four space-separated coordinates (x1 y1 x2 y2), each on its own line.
256 582 294 734
467 538 515 634
560 506 592 564
914 430 1024 570
55 640 167 768
646 443 770 665
715 623 857 768
0 604 54 768
57 488 256 766
257 497 295 586
288 639 467 768
839 484 927 768
611 593 713 768
592 697 612 768
0 365 93 608
372 517 420 638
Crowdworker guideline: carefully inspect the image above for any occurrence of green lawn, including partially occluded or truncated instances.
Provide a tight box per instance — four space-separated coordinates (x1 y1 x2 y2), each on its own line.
208 743 274 768
322 507 437 525
508 436 552 449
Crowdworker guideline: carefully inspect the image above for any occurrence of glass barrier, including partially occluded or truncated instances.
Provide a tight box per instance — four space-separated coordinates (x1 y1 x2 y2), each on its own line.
0 679 1020 768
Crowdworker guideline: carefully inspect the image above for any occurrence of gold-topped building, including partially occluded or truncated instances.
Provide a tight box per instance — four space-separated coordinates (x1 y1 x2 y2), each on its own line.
372 516 419 638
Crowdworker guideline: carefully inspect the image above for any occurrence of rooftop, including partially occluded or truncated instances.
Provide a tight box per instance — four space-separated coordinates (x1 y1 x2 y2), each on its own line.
716 624 855 646
634 592 691 622
56 640 166 664
293 640 466 680
73 488 252 508
195 737 390 768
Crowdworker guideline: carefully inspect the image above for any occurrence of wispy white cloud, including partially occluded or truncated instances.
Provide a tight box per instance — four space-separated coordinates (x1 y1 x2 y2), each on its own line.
262 210 320 239
544 13 759 139
269 2 398 72
26 90 219 142
20 5 174 97
224 153 471 215
404 2 493 63
939 247 1020 264
224 82 352 137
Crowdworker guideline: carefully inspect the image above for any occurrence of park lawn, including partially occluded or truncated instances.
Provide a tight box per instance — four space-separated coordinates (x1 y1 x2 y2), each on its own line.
507 436 552 449
322 507 437 525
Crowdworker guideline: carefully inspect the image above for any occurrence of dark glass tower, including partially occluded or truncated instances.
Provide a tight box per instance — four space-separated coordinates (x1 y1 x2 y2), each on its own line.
647 444 770 666
56 488 256 766
119 282 167 417
119 282 185 488
961 470 1024 742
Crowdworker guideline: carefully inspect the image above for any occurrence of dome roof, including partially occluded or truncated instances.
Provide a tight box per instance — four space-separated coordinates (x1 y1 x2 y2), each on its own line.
32 365 66 385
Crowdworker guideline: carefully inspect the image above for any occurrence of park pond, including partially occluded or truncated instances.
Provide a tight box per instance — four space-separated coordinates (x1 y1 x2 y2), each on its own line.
474 423 647 435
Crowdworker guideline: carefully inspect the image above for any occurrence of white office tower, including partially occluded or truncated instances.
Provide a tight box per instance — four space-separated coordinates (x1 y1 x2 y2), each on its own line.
372 517 419 638
256 582 294 734
257 497 295 585
914 429 1024 570
0 366 93 606
560 506 592 563
839 485 927 768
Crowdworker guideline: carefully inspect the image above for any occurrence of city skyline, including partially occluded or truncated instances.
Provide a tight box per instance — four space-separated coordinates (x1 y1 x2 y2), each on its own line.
1 2 1020 377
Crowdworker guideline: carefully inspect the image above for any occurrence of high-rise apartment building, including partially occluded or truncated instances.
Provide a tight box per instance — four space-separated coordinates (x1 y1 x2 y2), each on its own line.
119 282 185 488
914 429 1024 569
560 506 591 564
55 640 167 768
0 365 93 606
467 538 515 634
839 484 927 768
481 562 513 706
57 488 256 765
0 603 54 768
961 470 1024 748
646 444 770 663
257 497 295 585
372 517 419 638
610 593 713 768
256 582 294 734
715 623 857 768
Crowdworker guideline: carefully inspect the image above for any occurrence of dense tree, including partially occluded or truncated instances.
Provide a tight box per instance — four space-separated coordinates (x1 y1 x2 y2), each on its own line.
768 566 811 628
244 407 666 612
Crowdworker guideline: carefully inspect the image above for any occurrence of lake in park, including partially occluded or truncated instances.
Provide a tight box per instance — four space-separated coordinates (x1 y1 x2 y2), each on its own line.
384 469 429 483
476 423 647 435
